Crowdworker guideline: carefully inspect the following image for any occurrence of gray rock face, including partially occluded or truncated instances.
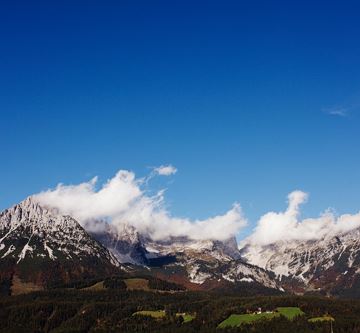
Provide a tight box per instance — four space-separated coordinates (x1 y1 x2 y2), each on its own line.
0 197 120 288
90 221 148 265
241 230 360 295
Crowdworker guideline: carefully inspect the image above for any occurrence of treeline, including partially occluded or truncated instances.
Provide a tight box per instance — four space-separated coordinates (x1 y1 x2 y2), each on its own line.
51 274 186 291
147 276 186 291
1 291 360 332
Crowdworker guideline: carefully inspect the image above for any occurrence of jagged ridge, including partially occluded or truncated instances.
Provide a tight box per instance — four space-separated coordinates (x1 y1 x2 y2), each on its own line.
241 230 360 295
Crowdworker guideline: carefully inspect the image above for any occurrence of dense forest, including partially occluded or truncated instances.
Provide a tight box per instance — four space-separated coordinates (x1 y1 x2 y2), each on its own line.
1 279 360 333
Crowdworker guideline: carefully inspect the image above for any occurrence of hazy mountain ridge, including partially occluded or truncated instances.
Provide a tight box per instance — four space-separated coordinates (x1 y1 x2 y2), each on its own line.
90 221 148 265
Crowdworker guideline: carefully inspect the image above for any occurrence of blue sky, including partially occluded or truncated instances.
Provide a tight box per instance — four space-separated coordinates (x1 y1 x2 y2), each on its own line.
1 1 360 240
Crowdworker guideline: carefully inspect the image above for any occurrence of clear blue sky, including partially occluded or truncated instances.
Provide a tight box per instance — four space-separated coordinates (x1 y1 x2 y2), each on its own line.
1 1 360 239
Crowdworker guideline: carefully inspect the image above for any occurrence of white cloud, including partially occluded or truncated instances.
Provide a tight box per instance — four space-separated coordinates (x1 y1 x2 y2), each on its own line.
245 191 360 246
154 165 177 176
32 169 360 246
33 169 246 241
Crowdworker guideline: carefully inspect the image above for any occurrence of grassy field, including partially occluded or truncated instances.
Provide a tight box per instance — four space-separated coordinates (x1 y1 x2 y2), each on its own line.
133 310 166 319
82 281 105 291
277 307 304 319
218 313 277 328
218 307 304 328
124 278 149 290
133 310 195 323
176 313 195 323
309 315 335 322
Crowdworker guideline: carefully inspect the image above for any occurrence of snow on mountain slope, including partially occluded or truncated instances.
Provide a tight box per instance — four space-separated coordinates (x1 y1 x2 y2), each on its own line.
0 197 120 288
143 236 241 262
142 236 279 289
241 229 360 294
220 259 279 289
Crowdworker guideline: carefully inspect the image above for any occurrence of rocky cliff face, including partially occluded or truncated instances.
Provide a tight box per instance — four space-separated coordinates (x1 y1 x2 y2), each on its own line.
90 221 148 265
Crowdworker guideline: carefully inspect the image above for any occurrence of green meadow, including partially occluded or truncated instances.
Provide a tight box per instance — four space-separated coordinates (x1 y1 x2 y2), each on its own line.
277 307 305 319
133 310 166 319
218 307 304 328
177 313 195 323
309 315 335 322
133 310 195 323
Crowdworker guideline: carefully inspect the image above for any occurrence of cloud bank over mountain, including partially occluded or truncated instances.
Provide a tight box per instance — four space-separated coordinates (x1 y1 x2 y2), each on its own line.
33 168 360 245
34 168 246 241
245 190 360 246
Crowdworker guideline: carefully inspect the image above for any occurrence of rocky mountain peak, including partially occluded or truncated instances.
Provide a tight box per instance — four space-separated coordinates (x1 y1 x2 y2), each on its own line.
0 197 121 290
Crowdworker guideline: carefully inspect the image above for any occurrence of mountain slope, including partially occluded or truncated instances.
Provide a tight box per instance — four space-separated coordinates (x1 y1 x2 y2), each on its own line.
90 223 280 291
90 221 148 265
141 236 279 291
0 197 120 293
241 229 360 296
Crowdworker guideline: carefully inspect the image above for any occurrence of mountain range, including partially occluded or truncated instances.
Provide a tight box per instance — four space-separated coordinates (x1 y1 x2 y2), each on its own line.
1 197 360 297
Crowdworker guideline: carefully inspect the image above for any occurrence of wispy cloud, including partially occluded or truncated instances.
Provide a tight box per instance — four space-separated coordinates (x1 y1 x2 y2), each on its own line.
323 106 349 117
154 165 177 176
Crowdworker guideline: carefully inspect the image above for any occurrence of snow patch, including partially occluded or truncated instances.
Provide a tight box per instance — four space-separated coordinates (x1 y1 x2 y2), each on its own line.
44 242 56 260
240 277 254 283
187 265 211 284
222 274 235 283
17 243 33 263
1 245 16 258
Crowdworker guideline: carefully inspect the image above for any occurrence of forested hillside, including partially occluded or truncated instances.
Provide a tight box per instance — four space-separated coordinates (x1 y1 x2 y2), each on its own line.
1 288 360 333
